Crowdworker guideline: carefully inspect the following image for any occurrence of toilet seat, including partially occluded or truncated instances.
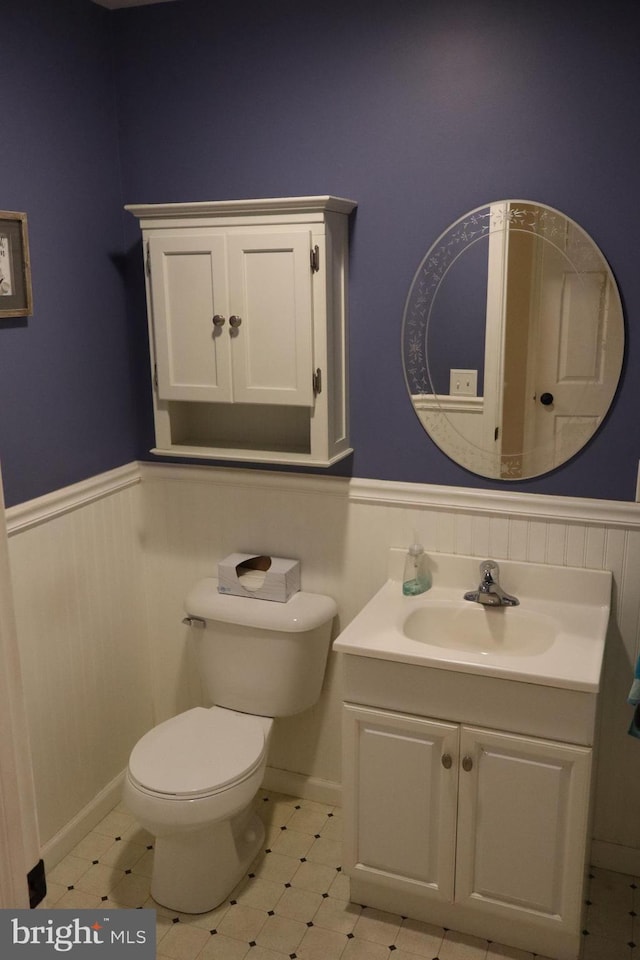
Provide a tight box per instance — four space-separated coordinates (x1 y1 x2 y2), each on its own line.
128 707 266 799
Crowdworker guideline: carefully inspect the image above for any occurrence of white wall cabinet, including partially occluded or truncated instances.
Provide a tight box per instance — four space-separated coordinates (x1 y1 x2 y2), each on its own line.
127 196 356 466
343 702 592 960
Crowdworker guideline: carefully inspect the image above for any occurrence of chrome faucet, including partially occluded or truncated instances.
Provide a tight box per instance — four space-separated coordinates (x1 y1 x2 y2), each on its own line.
464 560 519 607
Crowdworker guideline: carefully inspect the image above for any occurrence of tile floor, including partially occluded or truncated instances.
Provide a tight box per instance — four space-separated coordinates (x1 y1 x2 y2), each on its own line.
45 790 636 960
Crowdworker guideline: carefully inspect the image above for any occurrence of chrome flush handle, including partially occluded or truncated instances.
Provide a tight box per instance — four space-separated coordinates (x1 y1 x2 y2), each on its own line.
182 616 206 629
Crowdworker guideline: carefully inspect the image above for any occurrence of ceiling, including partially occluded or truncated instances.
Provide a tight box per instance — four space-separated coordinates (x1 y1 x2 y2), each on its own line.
91 0 178 9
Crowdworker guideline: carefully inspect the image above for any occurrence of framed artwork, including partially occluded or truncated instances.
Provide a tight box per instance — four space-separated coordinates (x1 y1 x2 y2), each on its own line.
0 211 33 318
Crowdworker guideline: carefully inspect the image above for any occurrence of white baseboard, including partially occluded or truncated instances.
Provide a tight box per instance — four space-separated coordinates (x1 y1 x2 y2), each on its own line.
41 762 637 887
591 840 640 877
591 839 640 876
41 772 125 871
42 765 338 875
262 766 342 807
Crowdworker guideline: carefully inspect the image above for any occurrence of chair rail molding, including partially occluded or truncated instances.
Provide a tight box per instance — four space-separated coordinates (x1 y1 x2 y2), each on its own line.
5 463 141 535
6 461 640 533
139 461 640 530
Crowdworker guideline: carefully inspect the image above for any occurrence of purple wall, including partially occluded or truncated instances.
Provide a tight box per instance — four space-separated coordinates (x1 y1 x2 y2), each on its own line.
113 0 639 501
2 0 639 505
0 0 141 507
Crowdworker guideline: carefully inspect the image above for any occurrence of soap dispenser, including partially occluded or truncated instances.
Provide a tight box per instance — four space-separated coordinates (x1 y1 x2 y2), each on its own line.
402 542 431 596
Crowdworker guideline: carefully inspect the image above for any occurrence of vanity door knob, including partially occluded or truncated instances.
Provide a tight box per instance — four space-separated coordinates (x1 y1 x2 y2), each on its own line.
229 315 242 329
212 315 226 327
441 753 453 769
462 755 473 772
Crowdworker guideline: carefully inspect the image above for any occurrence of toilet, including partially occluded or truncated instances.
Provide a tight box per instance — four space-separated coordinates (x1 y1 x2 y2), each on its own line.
123 578 336 914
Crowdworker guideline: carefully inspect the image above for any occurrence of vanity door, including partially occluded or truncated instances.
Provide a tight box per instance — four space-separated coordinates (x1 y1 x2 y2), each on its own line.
455 725 591 930
342 704 458 902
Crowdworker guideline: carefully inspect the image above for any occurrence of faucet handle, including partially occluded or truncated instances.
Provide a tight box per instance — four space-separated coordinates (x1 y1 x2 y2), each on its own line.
480 559 498 581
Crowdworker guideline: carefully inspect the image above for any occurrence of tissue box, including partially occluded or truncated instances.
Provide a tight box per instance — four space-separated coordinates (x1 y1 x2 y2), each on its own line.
217 553 301 602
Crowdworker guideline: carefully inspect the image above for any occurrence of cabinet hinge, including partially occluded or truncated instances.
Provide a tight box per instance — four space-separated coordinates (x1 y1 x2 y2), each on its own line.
312 368 322 396
310 245 320 273
145 241 151 277
494 426 499 441
153 363 158 389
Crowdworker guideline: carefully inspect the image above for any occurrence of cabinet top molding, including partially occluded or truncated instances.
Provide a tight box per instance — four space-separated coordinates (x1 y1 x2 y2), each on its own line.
125 196 357 222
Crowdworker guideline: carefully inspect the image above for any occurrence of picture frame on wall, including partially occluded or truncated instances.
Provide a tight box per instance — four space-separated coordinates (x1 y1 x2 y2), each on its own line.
0 211 33 319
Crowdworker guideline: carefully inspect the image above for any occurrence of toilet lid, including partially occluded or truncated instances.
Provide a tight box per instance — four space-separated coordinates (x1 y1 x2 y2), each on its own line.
129 707 266 797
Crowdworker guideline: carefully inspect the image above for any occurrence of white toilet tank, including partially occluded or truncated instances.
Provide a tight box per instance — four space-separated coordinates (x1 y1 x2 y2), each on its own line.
184 579 337 717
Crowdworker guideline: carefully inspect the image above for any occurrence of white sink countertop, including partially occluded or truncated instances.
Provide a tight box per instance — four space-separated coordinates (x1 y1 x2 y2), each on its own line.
333 550 612 692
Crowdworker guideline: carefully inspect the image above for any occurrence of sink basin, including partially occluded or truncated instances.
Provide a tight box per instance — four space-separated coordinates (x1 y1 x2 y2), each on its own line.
403 603 557 656
334 550 612 691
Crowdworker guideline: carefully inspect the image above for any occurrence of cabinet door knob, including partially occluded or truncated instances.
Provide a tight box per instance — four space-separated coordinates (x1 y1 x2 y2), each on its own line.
441 753 453 769
212 315 226 327
229 315 242 328
462 755 473 772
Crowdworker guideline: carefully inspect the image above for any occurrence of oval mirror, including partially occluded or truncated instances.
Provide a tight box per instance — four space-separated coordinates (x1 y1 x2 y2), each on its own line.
402 201 624 480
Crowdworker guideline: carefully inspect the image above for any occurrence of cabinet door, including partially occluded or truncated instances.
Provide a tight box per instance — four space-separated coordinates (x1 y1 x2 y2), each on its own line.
455 725 591 928
149 235 232 402
343 704 459 901
227 231 314 406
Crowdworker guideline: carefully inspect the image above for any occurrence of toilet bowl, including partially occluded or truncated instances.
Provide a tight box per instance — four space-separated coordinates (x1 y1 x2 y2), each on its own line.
124 706 273 914
123 579 336 914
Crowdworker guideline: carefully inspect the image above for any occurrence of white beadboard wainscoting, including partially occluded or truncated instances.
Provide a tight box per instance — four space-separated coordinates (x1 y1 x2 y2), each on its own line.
6 461 640 876
5 464 153 868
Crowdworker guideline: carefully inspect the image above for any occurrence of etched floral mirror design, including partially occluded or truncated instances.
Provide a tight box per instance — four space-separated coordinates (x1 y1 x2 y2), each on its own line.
402 201 624 480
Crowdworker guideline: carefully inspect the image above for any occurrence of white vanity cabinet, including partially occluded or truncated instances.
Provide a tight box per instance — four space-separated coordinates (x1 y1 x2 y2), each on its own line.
126 196 356 466
343 700 592 960
334 552 610 960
